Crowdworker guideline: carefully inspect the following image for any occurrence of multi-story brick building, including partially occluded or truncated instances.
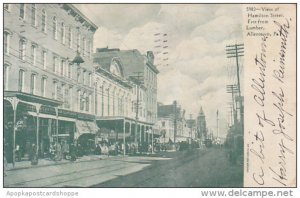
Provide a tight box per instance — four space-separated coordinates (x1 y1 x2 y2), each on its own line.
93 48 159 145
4 3 98 164
4 4 160 165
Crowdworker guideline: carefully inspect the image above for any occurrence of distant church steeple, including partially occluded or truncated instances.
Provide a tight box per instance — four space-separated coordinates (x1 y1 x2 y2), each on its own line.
197 106 207 140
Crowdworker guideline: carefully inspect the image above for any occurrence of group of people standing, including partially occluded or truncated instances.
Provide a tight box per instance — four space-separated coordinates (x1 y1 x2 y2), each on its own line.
48 140 77 161
93 141 159 156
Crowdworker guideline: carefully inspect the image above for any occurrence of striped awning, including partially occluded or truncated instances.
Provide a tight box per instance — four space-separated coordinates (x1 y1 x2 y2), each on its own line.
75 120 98 139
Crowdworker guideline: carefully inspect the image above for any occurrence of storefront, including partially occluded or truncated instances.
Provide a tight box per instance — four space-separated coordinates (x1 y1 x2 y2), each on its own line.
75 113 98 155
96 117 155 154
4 91 62 166
4 91 101 166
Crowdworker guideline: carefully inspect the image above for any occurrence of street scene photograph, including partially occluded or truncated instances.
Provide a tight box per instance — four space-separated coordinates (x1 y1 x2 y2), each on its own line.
3 3 244 187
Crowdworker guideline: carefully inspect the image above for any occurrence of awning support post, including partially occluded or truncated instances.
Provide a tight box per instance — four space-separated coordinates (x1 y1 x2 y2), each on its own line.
123 120 126 156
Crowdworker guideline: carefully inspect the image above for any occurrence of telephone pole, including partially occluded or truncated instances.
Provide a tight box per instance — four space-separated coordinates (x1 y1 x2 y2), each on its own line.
130 72 143 144
226 84 238 125
216 110 219 139
226 44 244 127
173 100 177 144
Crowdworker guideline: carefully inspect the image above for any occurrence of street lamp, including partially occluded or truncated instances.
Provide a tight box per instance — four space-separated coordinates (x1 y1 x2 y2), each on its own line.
71 50 84 143
72 51 85 66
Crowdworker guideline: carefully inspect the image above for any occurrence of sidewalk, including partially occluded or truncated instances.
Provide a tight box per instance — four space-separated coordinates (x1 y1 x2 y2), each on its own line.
6 154 122 171
6 150 184 172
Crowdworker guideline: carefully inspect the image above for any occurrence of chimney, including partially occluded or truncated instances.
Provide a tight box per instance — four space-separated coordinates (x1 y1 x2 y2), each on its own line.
147 51 154 65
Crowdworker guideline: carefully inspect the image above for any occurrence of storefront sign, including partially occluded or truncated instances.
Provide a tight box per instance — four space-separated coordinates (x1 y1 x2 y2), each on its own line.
77 113 95 121
18 103 36 112
40 105 56 115
58 109 77 118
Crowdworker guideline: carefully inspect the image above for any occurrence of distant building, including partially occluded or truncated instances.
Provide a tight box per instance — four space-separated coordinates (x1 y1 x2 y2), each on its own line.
196 107 207 140
156 101 191 143
186 116 197 140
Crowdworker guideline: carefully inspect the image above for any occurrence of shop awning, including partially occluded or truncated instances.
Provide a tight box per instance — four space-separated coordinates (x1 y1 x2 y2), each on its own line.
176 136 189 142
4 91 63 107
75 120 99 139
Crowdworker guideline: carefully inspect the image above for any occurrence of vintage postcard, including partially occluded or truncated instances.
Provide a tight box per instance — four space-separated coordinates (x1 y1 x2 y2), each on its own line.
2 3 296 188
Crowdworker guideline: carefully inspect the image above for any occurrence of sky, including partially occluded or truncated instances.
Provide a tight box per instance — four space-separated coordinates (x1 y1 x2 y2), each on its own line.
76 4 244 137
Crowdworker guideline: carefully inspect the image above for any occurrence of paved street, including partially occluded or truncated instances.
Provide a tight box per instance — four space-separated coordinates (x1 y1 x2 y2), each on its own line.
4 148 243 187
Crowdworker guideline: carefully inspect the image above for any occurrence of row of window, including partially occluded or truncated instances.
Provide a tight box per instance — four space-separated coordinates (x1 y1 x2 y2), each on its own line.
11 68 132 115
4 63 147 119
5 4 93 58
4 32 94 86
145 67 157 86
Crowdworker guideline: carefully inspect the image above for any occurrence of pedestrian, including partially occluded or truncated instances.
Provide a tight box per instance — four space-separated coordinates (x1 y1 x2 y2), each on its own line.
56 142 62 161
62 141 69 160
148 144 152 153
77 143 83 157
115 142 118 156
49 142 56 160
4 138 8 176
15 144 21 162
95 143 101 155
70 142 77 161
30 144 38 165
138 143 142 155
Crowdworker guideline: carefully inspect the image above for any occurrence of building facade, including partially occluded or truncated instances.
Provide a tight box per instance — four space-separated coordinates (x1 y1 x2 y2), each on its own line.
93 48 159 145
4 3 98 164
156 101 191 144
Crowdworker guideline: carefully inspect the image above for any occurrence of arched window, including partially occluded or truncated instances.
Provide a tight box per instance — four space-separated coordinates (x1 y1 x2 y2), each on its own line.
76 30 81 52
18 70 25 92
83 92 87 111
87 94 91 112
68 62 72 78
19 4 25 19
107 88 110 116
82 37 86 56
53 81 58 99
68 27 72 48
53 56 57 73
41 9 47 33
60 59 65 76
61 22 65 44
52 16 57 39
87 39 91 58
31 4 37 26
31 44 37 65
78 90 81 111
30 73 36 94
42 50 47 69
4 30 11 55
19 38 26 60
41 77 47 97
4 64 10 90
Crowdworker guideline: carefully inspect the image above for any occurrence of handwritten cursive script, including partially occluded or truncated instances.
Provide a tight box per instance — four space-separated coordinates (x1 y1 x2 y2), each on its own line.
250 17 294 186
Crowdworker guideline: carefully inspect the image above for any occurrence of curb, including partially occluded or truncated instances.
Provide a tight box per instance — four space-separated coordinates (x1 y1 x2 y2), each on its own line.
6 150 187 171
7 155 124 171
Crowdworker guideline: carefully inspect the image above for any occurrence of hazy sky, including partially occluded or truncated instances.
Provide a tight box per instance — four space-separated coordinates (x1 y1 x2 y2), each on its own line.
76 4 243 137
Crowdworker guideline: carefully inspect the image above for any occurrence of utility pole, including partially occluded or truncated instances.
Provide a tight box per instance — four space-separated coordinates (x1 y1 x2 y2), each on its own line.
173 100 177 144
226 84 238 125
226 44 244 128
130 72 143 145
216 110 219 139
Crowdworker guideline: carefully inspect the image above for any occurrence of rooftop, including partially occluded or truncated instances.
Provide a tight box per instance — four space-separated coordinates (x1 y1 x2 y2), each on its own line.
94 48 159 79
